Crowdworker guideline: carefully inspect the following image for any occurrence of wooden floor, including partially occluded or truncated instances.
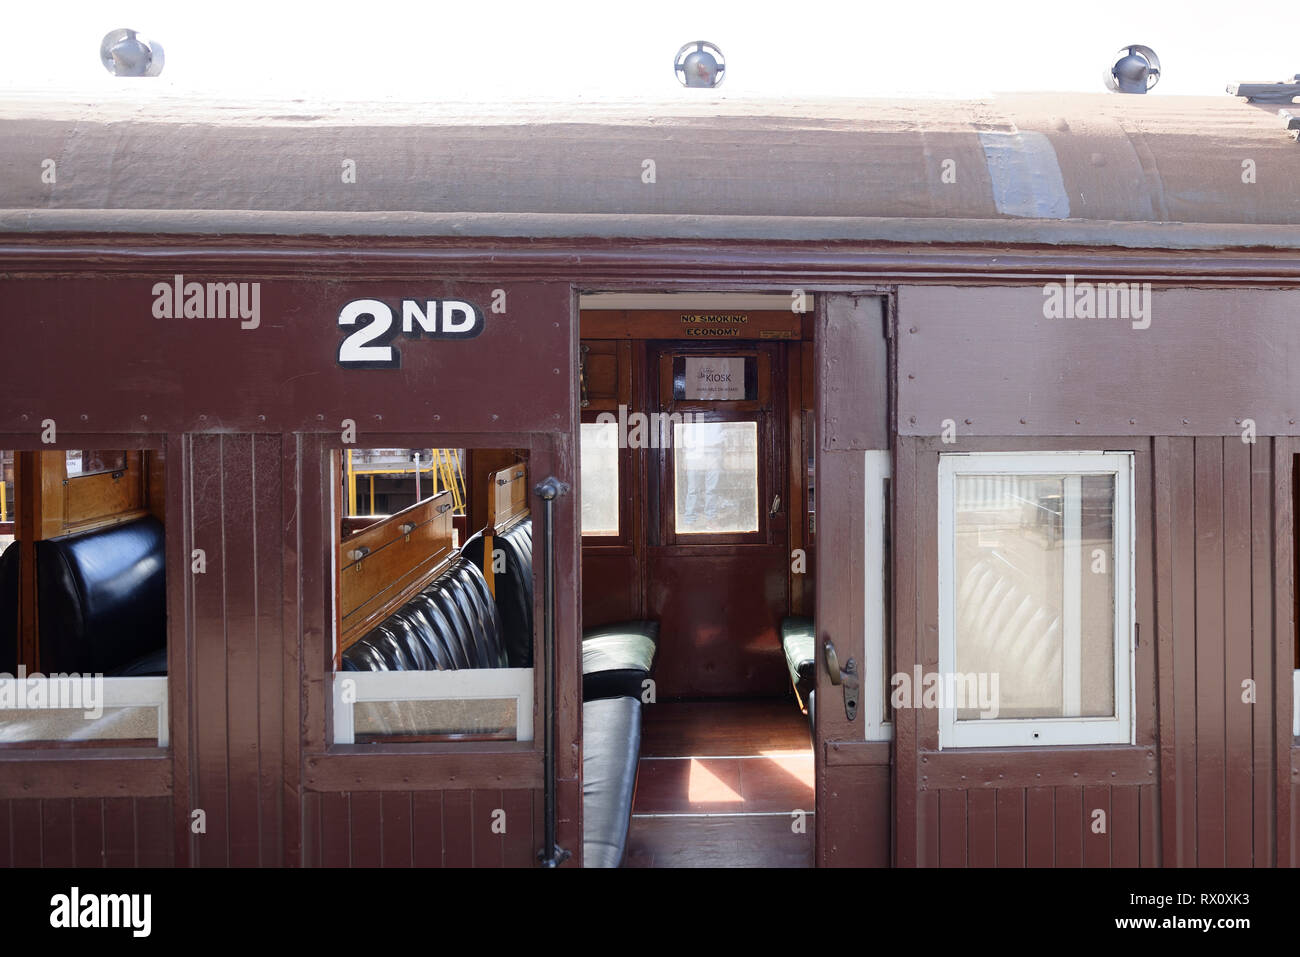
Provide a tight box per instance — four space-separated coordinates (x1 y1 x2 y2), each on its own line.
625 698 815 868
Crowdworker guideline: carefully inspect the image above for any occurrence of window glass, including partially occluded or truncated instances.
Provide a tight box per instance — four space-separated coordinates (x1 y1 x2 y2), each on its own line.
0 450 13 550
579 423 620 537
65 450 126 476
953 471 1116 721
673 421 758 535
331 446 534 745
2 448 168 748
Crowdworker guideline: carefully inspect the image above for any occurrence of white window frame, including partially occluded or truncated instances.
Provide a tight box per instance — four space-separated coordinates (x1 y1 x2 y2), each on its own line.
0 676 168 747
863 450 892 741
937 451 1134 749
332 669 534 745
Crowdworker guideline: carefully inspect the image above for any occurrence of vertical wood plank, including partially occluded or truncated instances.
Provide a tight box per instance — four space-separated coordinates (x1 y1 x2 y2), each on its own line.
300 792 319 867
1139 784 1159 867
348 791 382 867
1110 785 1140 867
253 433 285 868
380 791 413 868
1251 438 1276 866
966 789 996 867
918 790 939 867
280 435 306 868
1025 787 1054 867
0 801 10 867
189 433 230 866
1152 436 1176 868
102 797 135 867
136 796 172 866
1054 786 1083 868
10 799 41 866
1193 438 1226 867
165 431 194 869
412 791 444 868
937 790 966 867
1169 437 1198 866
443 790 474 867
1272 439 1294 869
501 789 535 868
1223 436 1254 866
891 438 919 867
995 789 1025 868
1082 785 1110 868
222 434 261 868
319 792 350 867
472 789 505 868
39 798 73 867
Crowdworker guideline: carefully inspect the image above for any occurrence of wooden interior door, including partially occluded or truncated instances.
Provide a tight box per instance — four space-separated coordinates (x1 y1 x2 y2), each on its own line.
646 341 791 698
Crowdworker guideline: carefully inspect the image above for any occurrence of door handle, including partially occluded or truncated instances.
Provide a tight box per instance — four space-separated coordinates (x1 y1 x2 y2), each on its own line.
823 639 859 721
824 640 842 685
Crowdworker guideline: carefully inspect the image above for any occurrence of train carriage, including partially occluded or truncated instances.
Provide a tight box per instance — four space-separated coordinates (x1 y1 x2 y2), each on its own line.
0 90 1297 868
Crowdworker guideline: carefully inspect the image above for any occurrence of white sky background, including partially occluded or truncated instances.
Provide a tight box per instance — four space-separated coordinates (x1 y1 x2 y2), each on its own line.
1 0 1295 100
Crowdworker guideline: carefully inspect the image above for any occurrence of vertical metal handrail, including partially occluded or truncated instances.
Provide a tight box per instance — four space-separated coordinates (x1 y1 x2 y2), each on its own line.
534 475 571 867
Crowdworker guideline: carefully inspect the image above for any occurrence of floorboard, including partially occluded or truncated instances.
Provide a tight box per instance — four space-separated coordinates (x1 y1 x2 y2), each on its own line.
625 698 815 867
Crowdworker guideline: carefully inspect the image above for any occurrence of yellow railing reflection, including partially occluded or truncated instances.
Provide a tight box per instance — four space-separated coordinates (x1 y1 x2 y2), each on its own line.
344 449 466 518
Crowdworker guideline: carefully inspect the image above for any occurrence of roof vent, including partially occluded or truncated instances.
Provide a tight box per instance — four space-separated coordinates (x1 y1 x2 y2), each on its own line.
1103 45 1160 94
100 29 165 77
675 41 725 89
1226 75 1300 103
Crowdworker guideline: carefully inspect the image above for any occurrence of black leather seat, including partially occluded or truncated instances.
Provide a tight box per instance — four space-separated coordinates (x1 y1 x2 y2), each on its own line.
341 555 506 672
464 517 659 700
781 616 815 738
461 522 533 668
35 517 167 676
582 695 642 868
0 541 17 676
781 616 815 703
581 620 659 701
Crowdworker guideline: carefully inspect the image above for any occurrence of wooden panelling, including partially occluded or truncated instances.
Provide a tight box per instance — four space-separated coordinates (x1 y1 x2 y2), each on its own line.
645 549 789 697
900 434 1289 868
896 286 1300 437
581 552 639 627
338 490 455 651
185 433 286 867
0 796 174 866
928 784 1158 868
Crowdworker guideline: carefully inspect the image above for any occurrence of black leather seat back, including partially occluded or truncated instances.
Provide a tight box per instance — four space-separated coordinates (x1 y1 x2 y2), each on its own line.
0 542 17 676
462 517 534 668
35 517 167 675
342 555 506 672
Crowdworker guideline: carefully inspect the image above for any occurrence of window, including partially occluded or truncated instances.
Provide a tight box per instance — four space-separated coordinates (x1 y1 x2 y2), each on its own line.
1 447 169 748
938 452 1133 748
329 446 534 745
579 422 620 536
673 420 759 535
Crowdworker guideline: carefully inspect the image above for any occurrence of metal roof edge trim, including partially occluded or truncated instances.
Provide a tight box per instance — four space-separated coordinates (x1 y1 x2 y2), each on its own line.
1 209 1299 251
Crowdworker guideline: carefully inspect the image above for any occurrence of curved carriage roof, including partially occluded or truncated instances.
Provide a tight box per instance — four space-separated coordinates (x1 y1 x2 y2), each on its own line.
1 92 1298 248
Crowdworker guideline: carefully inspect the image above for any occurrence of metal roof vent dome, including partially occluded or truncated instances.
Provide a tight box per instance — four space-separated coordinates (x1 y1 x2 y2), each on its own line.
675 41 725 88
1104 45 1160 93
100 29 165 77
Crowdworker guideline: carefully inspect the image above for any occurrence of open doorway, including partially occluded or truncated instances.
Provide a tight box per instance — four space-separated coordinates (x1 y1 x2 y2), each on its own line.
578 295 816 867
